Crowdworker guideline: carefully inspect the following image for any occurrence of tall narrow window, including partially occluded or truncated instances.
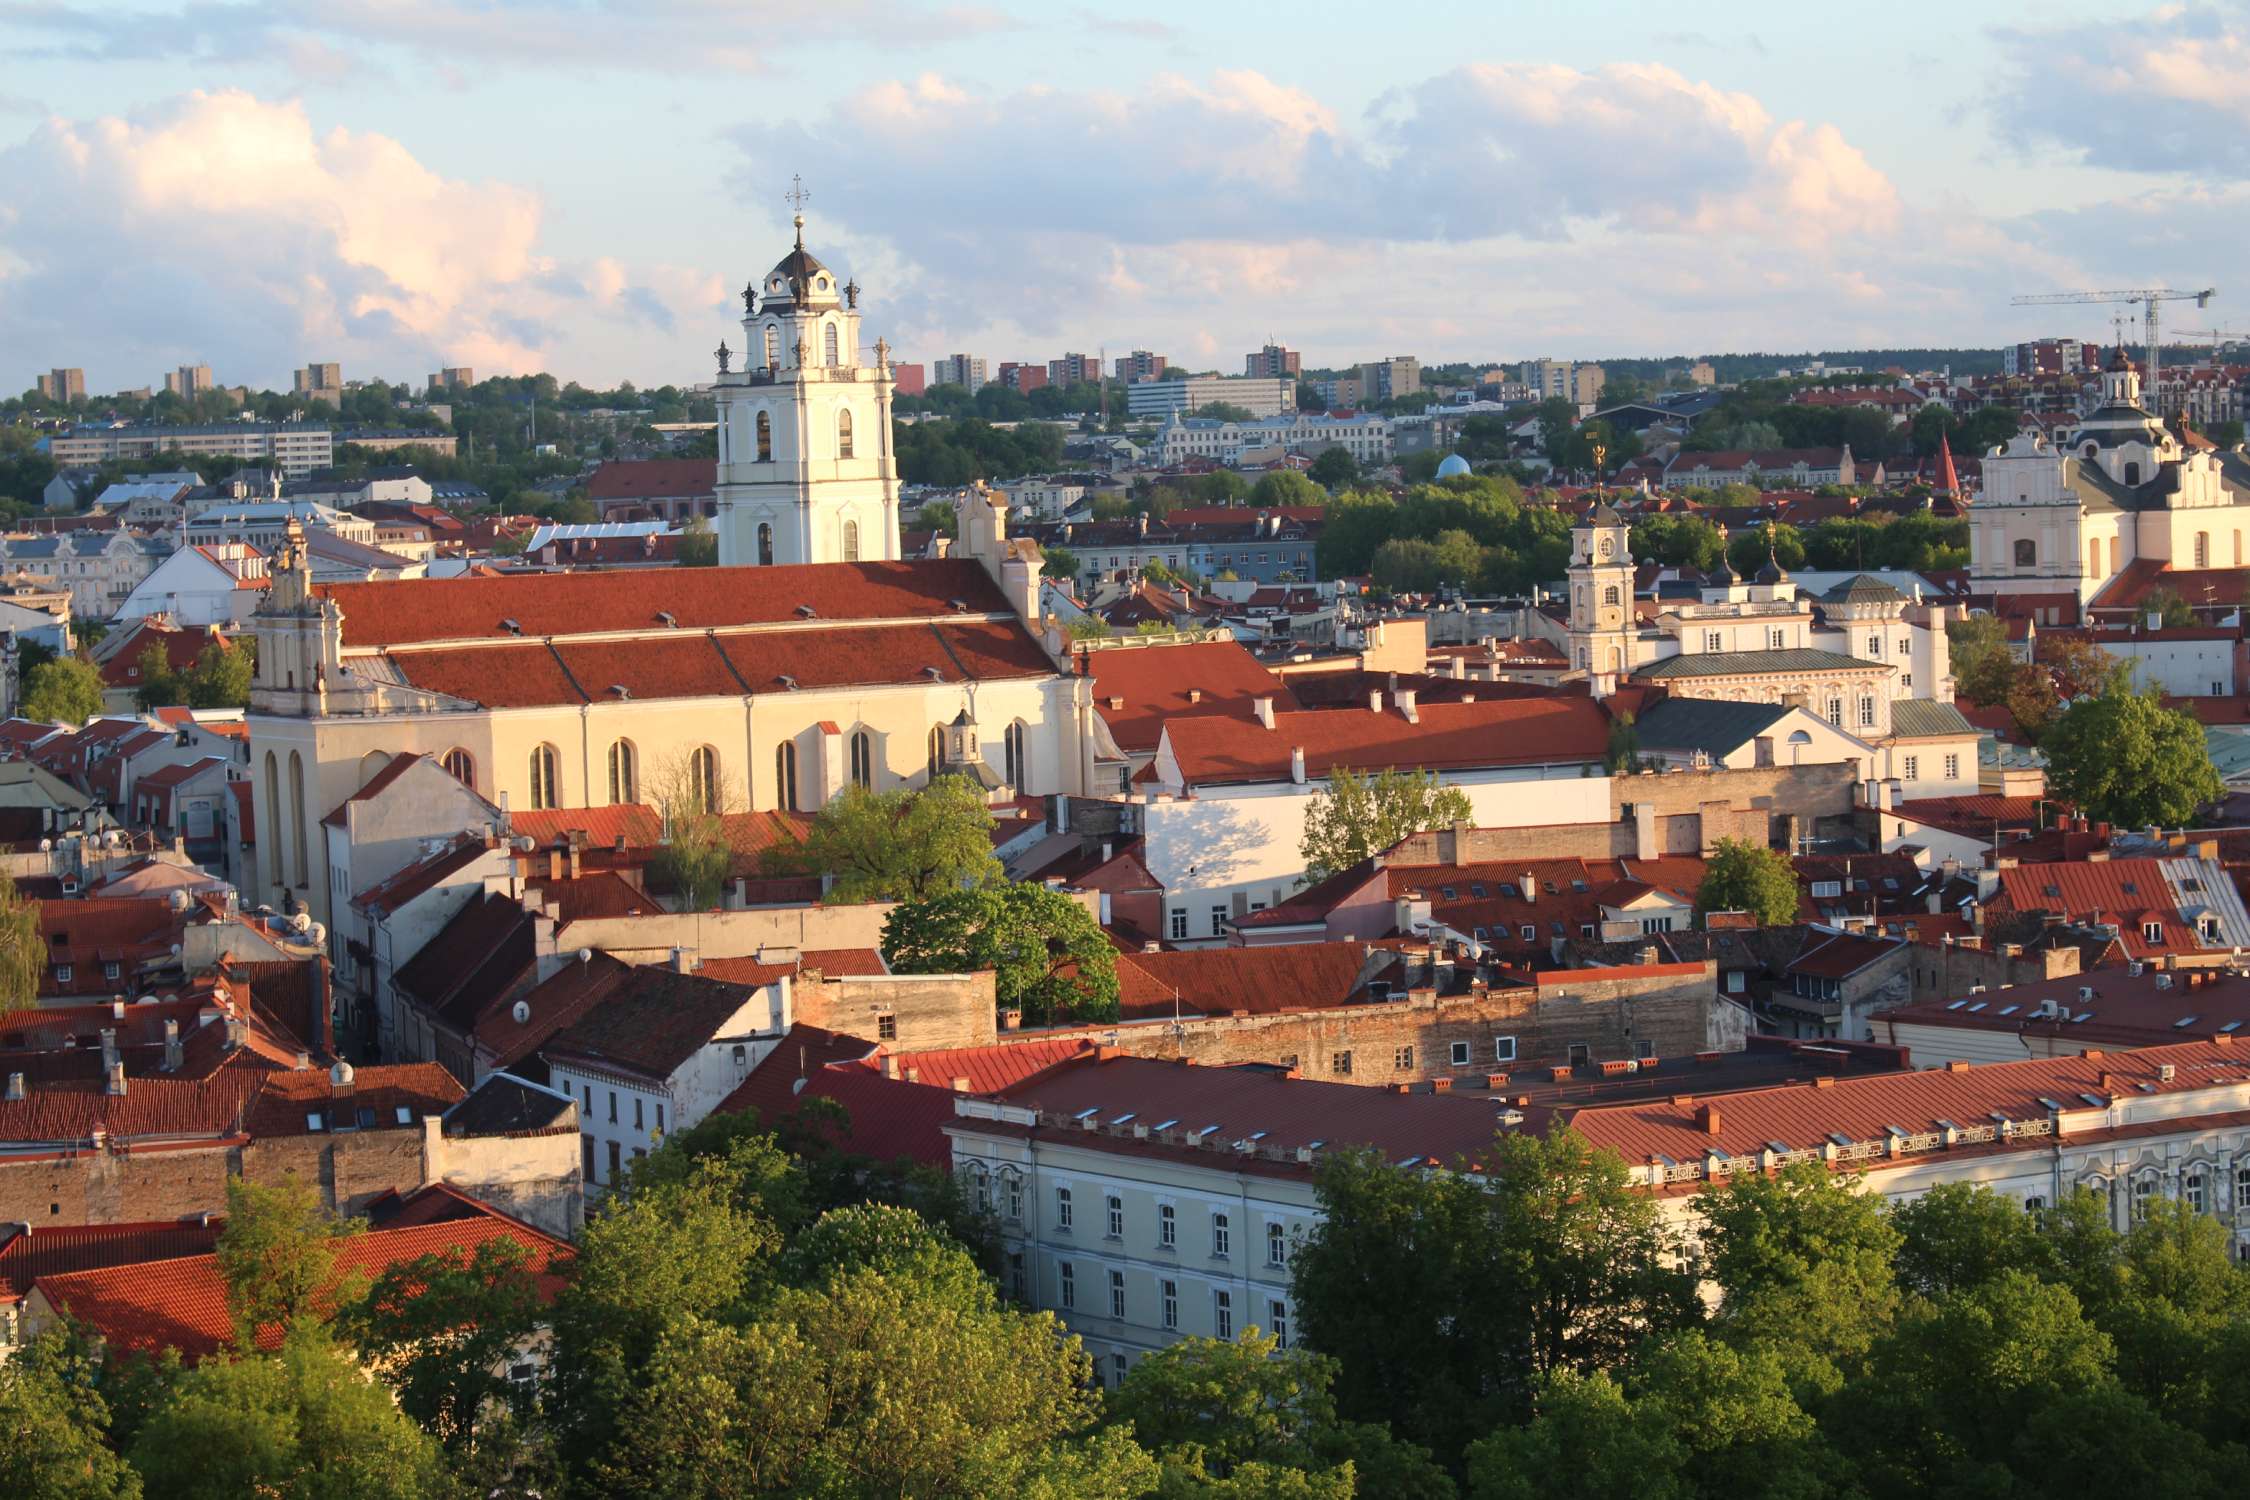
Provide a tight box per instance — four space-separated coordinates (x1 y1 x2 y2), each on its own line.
2195 531 2210 568
928 726 945 779
755 410 772 461
442 748 475 788
763 325 778 368
823 323 840 366
838 408 854 459
263 751 282 891
690 746 719 813
842 520 859 561
529 744 559 810
849 730 873 789
774 741 799 812
1004 720 1026 788
607 740 637 804
757 522 774 566
287 751 307 887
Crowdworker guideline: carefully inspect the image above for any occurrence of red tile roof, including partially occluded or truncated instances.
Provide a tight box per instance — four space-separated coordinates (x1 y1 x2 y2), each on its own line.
318 558 1013 648
1388 856 1710 963
541 963 779 1081
527 871 656 922
884 1037 1095 1093
795 947 887 977
508 804 665 850
0 1221 226 1305
1113 943 1378 1020
1891 794 2053 835
1987 858 2220 959
238 1062 463 1136
351 834 493 914
99 621 222 689
1786 931 1905 979
582 458 716 503
714 1022 957 1167
1564 1038 2250 1170
35 1210 572 1361
1086 640 1291 753
1161 695 1611 784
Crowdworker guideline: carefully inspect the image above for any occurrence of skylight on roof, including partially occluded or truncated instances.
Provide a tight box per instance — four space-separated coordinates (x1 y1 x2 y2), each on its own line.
1946 999 1968 1010
1997 1005 2020 1017
1967 1001 1987 1012
1152 1118 1178 1131
2073 1011 2093 1023
2174 1015 2200 1028
2223 1021 2244 1034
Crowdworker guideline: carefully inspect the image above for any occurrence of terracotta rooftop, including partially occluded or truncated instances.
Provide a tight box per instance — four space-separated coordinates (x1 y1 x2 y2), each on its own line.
508 804 665 850
1085 640 1291 754
1113 943 1379 1020
0 1220 225 1305
1159 695 1611 784
1882 968 2250 1050
541 962 779 1081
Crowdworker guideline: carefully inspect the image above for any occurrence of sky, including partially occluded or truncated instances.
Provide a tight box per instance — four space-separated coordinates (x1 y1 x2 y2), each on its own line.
1 0 2245 393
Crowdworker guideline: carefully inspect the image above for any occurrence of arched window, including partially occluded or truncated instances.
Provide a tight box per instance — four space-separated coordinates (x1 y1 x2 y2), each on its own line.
358 751 390 788
442 748 475 788
690 746 719 813
263 751 283 892
928 725 945 779
607 739 637 804
2013 539 2036 568
838 407 854 459
1004 720 1027 788
775 741 799 812
842 520 859 562
528 744 559 810
287 751 307 888
2195 531 2209 567
757 522 774 566
1601 585 1619 606
755 410 772 462
850 730 874 789
823 323 840 366
763 325 778 368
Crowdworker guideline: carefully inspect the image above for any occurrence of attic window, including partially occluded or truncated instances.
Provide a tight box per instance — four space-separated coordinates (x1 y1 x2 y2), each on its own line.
394 1106 412 1124
1967 1001 1987 1012
2043 883 2061 897
947 598 968 611
608 684 631 699
305 1112 324 1132
1571 880 1588 893
1440 886 1457 900
1997 1004 2020 1016
2120 881 2137 895
657 610 677 627
777 674 799 690
1881 877 1899 892
1543 882 1558 895
1470 883 1486 898
1499 883 1519 898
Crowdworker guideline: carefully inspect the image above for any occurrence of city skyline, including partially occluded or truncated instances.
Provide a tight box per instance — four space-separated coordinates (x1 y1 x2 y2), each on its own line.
0 1 2240 392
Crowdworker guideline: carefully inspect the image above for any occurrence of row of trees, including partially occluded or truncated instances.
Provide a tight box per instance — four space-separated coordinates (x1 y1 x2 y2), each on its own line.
132 637 253 711
895 417 1068 485
1319 474 1574 595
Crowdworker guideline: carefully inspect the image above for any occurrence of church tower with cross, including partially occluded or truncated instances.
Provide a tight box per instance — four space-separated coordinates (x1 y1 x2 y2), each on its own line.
714 179 902 568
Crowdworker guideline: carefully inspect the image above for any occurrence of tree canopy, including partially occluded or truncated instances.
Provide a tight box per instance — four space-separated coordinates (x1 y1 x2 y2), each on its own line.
768 776 1004 902
1299 767 1474 883
2040 681 2222 828
22 656 104 725
881 883 1121 1023
1694 837 1800 925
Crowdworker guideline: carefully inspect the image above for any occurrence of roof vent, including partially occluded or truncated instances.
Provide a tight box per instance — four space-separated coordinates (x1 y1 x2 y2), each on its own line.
609 684 631 699
777 674 799 690
795 603 817 618
657 610 677 627
500 617 521 634
922 665 945 680
947 598 968 611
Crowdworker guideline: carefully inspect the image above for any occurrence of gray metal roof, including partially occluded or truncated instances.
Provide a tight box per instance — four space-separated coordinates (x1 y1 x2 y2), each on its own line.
1820 573 1906 604
1889 699 1978 738
1633 647 1880 680
1634 697 1791 756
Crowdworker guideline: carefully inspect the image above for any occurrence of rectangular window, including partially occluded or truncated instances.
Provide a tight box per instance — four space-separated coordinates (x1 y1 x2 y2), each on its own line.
1008 1252 1027 1301
1450 1041 1471 1066
606 1140 621 1182
1826 698 1842 726
1007 1178 1023 1221
1210 904 1229 934
1212 1212 1231 1259
2236 1165 2250 1210
1768 627 1785 649
1106 1194 1123 1239
581 1134 594 1181
1331 1051 1352 1077
1495 1036 1517 1062
1109 1269 1126 1319
1858 696 1875 728
1944 754 1960 779
1159 1203 1176 1248
1214 1289 1233 1340
633 1097 643 1131
55 965 71 985
1268 1221 1288 1267
656 1102 665 1133
1169 908 1189 941
1394 1045 1414 1070
2185 1173 2208 1214
877 1013 897 1041
1059 1261 1076 1309
1903 756 1919 779
608 1091 617 1125
1520 924 1535 941
1056 1185 1073 1231
1162 1279 1178 1329
1271 1299 1289 1349
1703 631 1721 651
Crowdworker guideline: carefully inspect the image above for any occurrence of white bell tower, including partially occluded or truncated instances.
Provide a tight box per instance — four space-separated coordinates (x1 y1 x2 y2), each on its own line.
714 181 902 568
1567 501 1635 698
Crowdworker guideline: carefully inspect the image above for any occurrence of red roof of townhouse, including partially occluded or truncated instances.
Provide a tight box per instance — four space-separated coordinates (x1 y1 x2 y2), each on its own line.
1387 856 1710 962
881 1037 1096 1094
350 833 493 914
0 1221 226 1306
796 947 888 977
33 1208 571 1362
238 1061 463 1137
526 870 657 922
582 458 717 503
131 756 229 793
98 622 223 689
1085 640 1292 753
1562 1038 2250 1173
508 804 666 850
1881 969 2250 1051
1160 695 1611 784
1987 858 2237 959
1113 943 1380 1020
1891 794 2056 837
315 557 1015 648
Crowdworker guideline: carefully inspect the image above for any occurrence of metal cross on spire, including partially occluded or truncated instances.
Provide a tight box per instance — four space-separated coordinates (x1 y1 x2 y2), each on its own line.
786 174 811 246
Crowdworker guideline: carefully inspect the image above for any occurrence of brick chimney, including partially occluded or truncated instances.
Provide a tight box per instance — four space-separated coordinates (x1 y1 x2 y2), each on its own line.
1697 1102 1722 1136
1254 696 1276 730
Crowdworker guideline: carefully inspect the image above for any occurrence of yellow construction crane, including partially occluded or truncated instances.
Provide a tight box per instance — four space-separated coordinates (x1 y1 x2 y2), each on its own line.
2009 286 2215 397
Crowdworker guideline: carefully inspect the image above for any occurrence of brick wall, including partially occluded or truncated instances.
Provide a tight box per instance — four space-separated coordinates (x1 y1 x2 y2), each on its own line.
1906 938 2081 1004
797 973 997 1052
1032 962 1716 1085
0 1144 233 1226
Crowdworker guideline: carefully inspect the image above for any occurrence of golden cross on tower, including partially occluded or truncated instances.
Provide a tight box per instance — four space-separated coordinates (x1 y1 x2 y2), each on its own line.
785 174 812 246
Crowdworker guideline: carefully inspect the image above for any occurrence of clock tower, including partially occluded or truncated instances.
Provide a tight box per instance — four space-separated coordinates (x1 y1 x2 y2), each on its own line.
1568 501 1634 698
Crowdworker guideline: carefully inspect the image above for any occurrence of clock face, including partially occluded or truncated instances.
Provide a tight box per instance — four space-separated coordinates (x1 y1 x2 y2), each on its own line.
1597 536 1615 558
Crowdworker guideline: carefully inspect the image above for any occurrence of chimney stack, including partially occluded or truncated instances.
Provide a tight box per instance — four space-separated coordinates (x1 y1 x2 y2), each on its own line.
1697 1102 1722 1136
1368 688 1383 713
106 1061 127 1097
1395 687 1419 723
1521 872 1536 906
99 1027 118 1070
163 1018 182 1072
671 946 694 974
5 1072 23 1101
1253 696 1276 730
1290 746 1307 785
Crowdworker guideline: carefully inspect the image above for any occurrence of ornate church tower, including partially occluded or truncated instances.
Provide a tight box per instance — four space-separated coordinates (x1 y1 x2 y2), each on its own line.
714 190 901 568
1567 501 1634 698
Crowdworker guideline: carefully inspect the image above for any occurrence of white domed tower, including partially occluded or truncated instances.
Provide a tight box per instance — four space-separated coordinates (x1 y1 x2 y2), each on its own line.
714 193 901 568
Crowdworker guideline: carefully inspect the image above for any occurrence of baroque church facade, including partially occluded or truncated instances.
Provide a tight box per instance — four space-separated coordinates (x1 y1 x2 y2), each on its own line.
1971 350 2250 608
244 214 1090 933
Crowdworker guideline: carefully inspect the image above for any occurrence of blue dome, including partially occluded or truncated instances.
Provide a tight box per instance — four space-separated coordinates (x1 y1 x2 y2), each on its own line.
1434 453 1471 479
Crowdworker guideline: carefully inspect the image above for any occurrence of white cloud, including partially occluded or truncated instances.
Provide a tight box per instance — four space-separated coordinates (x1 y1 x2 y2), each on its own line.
0 90 722 387
1990 5 2250 176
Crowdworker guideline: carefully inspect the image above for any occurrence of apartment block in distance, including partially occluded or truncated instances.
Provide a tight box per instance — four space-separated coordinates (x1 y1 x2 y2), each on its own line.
1048 353 1102 387
1123 375 1294 421
930 354 989 389
1245 344 1301 380
294 363 343 405
1356 356 1419 402
163 364 215 398
35 368 86 401
1115 350 1169 382
427 367 476 392
49 421 336 477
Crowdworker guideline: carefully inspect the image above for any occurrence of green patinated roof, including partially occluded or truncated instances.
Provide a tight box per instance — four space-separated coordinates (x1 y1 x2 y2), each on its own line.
1889 699 1977 739
1633 647 1880 680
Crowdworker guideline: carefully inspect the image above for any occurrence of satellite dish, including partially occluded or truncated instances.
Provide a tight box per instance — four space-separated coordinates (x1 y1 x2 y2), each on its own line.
307 922 326 947
37 838 50 852
516 836 537 853
576 947 592 964
330 1059 355 1087
511 1000 531 1025
290 911 312 933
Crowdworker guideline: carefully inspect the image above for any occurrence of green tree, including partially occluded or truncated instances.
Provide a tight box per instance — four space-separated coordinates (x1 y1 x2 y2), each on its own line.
1628 513 1726 571
1315 491 1398 578
1890 1181 2057 1299
1042 544 1080 580
2041 682 2221 828
0 1329 142 1498
1948 614 2012 706
1065 614 1112 641
881 884 1121 1023
675 514 718 567
337 1234 546 1457
1307 448 1358 489
2142 584 2197 629
1299 767 1474 883
22 656 105 726
1725 523 1806 576
1193 402 1256 422
213 1176 364 1350
1604 711 1640 775
771 776 1004 902
1464 1370 1683 1500
131 641 185 709
1251 470 1325 510
1694 837 1800 925
130 1328 448 1500
184 639 253 710
0 870 48 1009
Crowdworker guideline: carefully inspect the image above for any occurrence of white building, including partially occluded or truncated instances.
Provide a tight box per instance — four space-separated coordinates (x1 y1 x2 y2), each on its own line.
999 479 1096 521
1124 377 1295 422
1156 411 1392 468
115 543 271 627
48 422 334 478
713 210 902 569
0 532 172 619
182 497 380 550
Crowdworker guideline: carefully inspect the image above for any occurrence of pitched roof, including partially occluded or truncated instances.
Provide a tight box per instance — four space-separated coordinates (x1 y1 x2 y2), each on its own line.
351 833 493 913
508 804 665 850
884 1037 1096 1093
1633 697 1791 756
1633 647 1883 680
712 1019 963 1165
540 963 777 1081
1160 695 1610 784
317 558 1014 648
1113 943 1377 1020
582 459 718 502
392 892 535 1030
1085 640 1290 753
527 871 657 922
1890 699 1978 738
318 751 428 825
0 1221 225 1305
238 1061 464 1136
1987 857 2248 959
35 1209 572 1361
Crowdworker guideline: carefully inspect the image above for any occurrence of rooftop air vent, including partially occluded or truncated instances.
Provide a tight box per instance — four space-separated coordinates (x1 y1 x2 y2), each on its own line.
947 598 968 611
657 610 677 627
500 617 521 634
777 674 799 690
796 603 817 618
609 684 631 699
